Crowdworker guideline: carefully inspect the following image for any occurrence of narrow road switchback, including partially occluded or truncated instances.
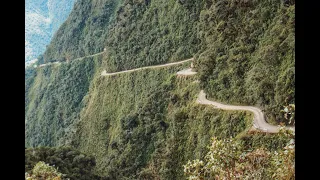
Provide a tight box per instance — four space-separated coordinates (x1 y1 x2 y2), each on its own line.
196 90 295 133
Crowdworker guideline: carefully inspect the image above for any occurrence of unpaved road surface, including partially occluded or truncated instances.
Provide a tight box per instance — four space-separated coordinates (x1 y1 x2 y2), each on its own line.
176 68 197 76
37 51 104 68
101 58 194 76
196 90 295 133
36 54 295 134
38 61 61 68
73 51 104 61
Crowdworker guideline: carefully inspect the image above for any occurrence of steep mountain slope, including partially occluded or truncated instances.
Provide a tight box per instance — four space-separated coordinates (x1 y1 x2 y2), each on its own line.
194 0 295 125
71 69 252 178
40 0 122 64
25 0 76 63
39 0 294 124
103 0 203 72
25 57 101 147
25 0 295 178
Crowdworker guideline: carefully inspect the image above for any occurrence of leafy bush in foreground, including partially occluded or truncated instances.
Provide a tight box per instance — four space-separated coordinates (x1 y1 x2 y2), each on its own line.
25 146 104 180
25 161 63 180
184 127 295 179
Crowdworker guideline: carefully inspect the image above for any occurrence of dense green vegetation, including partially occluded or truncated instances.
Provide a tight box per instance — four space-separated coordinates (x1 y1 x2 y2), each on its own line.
194 0 295 125
25 0 295 178
26 161 63 180
39 0 295 126
26 62 256 178
25 147 104 179
184 128 295 179
25 56 101 147
103 0 204 72
25 67 37 112
41 0 122 64
95 0 294 126
44 0 294 123
69 66 252 179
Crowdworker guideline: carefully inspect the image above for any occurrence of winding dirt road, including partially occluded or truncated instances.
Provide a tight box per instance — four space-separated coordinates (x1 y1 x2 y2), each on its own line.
100 61 295 133
174 68 295 133
101 58 194 76
196 90 295 133
36 50 294 134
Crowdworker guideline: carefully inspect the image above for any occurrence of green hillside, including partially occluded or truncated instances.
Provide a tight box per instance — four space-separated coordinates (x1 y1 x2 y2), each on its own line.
71 67 254 178
25 57 101 147
25 0 295 179
40 0 122 64
194 0 295 125
39 0 294 124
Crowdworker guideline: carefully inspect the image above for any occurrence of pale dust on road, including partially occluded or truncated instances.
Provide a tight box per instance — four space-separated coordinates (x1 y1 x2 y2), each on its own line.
176 68 295 133
37 52 295 134
101 58 194 76
196 90 295 133
176 68 197 76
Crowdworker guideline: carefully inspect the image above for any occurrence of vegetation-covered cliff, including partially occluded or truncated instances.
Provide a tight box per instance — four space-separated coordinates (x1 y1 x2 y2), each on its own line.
25 0 295 179
40 0 122 64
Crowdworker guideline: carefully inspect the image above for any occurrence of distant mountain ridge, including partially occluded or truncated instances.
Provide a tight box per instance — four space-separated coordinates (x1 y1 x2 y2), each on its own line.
25 0 76 63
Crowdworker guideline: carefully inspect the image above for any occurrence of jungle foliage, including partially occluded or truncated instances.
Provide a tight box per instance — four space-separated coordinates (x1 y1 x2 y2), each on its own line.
41 0 122 63
25 0 295 179
184 127 295 179
103 0 204 72
25 56 101 147
39 0 294 125
26 161 63 180
25 147 105 179
43 0 294 124
70 67 252 179
194 0 295 125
